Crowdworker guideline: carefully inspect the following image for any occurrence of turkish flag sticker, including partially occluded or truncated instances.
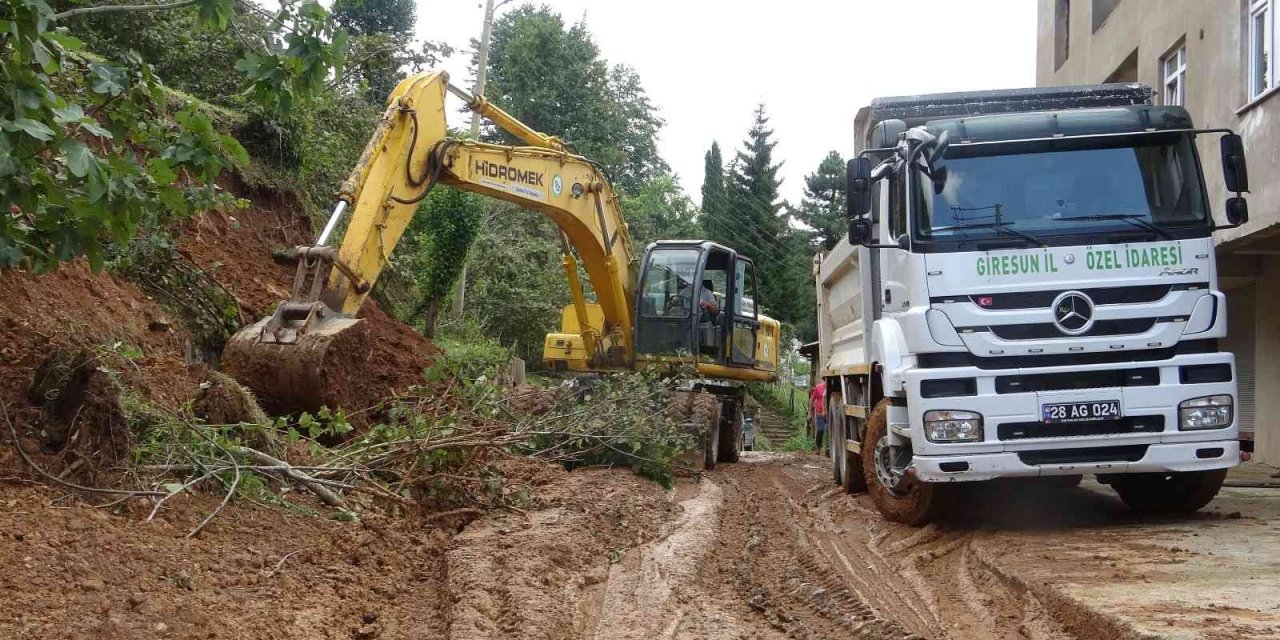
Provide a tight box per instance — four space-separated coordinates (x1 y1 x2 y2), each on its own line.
977 296 994 307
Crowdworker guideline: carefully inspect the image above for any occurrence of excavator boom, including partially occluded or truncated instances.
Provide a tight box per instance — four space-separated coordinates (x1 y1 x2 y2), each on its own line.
222 71 645 413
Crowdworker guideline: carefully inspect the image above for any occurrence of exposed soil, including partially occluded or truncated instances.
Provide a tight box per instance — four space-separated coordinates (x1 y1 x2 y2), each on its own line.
0 460 674 640
180 187 439 417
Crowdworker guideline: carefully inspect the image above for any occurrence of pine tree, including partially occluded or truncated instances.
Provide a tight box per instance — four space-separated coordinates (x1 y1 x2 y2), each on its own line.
727 105 785 240
723 105 788 316
795 151 847 250
700 142 729 243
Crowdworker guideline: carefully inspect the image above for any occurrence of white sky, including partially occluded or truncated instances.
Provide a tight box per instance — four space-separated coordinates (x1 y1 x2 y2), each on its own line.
416 0 1038 205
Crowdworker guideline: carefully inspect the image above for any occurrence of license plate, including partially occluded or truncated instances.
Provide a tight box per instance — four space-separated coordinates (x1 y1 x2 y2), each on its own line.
1042 400 1121 424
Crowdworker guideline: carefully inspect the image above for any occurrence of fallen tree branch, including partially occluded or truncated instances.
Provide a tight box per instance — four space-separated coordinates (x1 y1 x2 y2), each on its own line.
233 446 347 508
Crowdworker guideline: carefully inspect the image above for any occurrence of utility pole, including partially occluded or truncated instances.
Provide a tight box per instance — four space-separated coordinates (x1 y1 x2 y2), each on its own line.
453 0 510 315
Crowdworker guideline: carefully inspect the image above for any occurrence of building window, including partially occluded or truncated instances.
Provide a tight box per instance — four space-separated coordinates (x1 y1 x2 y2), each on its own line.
1249 0 1274 99
1091 0 1120 32
1054 0 1071 70
1161 45 1186 106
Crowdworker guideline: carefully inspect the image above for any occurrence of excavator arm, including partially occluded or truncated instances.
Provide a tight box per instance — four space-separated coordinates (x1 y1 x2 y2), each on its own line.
222 71 639 413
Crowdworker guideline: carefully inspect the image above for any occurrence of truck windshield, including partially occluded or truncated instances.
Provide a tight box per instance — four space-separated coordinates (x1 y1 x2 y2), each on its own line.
913 133 1210 247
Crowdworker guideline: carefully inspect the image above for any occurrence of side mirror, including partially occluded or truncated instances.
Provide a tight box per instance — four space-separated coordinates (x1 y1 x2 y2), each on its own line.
848 217 872 246
1226 196 1249 226
846 157 872 218
931 165 949 194
927 129 950 166
1221 133 1249 193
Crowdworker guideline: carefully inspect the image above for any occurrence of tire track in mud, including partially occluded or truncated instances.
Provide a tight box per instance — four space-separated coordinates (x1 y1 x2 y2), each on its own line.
444 453 1133 639
707 453 1107 640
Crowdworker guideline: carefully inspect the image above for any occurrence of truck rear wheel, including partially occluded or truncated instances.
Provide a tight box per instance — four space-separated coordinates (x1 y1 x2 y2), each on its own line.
829 392 866 493
862 399 942 526
1111 469 1227 513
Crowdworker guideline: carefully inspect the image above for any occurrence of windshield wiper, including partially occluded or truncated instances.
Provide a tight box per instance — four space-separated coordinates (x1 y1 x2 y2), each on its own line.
1051 213 1176 240
930 220 1045 246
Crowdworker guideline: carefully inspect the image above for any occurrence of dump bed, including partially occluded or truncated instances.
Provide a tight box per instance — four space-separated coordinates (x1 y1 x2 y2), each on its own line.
814 239 873 378
852 83 1153 151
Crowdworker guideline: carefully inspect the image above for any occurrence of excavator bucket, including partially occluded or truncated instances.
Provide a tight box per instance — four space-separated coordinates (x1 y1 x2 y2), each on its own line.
221 314 369 417
220 245 375 416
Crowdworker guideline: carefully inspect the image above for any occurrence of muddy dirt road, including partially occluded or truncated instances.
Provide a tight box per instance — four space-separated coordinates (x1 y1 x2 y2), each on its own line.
561 452 1280 640
5 451 1276 639
565 452 1080 640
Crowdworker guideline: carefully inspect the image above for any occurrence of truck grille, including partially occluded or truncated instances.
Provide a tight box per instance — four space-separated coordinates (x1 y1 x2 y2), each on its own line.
998 416 1164 440
1017 445 1149 465
995 367 1159 393
930 283 1206 309
987 318 1157 340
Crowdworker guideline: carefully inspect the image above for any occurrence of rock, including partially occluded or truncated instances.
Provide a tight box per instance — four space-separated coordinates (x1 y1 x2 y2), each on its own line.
80 578 105 592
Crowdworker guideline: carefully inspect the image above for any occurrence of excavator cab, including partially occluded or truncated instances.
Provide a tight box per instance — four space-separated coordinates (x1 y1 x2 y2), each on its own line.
634 241 761 370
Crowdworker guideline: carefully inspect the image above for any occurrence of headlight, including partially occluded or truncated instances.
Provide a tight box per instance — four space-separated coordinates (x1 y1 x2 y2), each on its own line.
1178 395 1233 430
923 410 983 442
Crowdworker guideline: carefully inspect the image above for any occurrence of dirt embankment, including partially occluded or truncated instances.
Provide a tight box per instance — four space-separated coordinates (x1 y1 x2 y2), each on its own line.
1 180 439 479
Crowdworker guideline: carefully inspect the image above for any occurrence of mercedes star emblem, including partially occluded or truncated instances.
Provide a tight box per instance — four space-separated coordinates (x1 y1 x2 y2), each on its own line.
1051 291 1094 335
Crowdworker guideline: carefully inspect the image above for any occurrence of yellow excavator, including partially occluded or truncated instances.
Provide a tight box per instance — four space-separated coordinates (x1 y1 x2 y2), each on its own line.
222 70 779 466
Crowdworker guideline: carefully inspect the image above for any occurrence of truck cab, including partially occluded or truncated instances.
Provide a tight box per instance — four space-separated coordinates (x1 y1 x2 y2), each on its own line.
821 84 1250 524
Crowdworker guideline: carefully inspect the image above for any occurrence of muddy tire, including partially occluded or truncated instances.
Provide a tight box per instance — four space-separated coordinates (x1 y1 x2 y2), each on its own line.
704 402 722 470
1111 469 1228 513
670 392 721 472
830 394 844 484
862 399 942 526
829 392 866 493
717 397 741 464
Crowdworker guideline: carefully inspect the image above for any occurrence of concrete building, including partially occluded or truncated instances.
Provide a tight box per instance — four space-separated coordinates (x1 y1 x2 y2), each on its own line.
1036 0 1280 462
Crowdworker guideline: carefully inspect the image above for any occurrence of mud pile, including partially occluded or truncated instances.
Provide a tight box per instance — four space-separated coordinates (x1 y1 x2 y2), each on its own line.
180 186 438 416
0 181 440 477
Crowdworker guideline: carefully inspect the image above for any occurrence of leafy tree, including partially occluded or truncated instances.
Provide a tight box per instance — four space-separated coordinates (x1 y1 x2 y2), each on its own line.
463 205 573 364
481 5 666 195
621 175 702 247
379 186 484 338
331 0 449 105
795 150 846 250
331 0 413 37
0 0 348 270
48 1 270 105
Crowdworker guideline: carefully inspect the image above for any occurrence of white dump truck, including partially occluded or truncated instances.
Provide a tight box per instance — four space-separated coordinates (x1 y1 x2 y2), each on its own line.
815 84 1251 524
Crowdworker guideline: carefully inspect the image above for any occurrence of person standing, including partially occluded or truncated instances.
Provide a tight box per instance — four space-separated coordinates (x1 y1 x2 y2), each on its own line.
809 380 827 454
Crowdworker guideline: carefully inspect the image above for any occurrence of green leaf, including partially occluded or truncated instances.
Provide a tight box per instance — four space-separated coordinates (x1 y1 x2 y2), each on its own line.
7 118 55 141
0 156 19 178
44 32 85 52
216 134 249 167
157 186 189 216
61 138 96 178
52 104 85 124
147 158 178 186
88 63 127 96
163 482 185 494
79 118 113 139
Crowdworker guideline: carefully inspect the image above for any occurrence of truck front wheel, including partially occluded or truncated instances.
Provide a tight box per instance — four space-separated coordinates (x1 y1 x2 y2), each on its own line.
1111 469 1227 513
862 399 942 526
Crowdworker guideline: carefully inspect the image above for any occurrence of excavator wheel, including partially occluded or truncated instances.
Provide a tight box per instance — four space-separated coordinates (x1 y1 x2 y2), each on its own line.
221 315 370 417
670 391 722 472
717 396 742 464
